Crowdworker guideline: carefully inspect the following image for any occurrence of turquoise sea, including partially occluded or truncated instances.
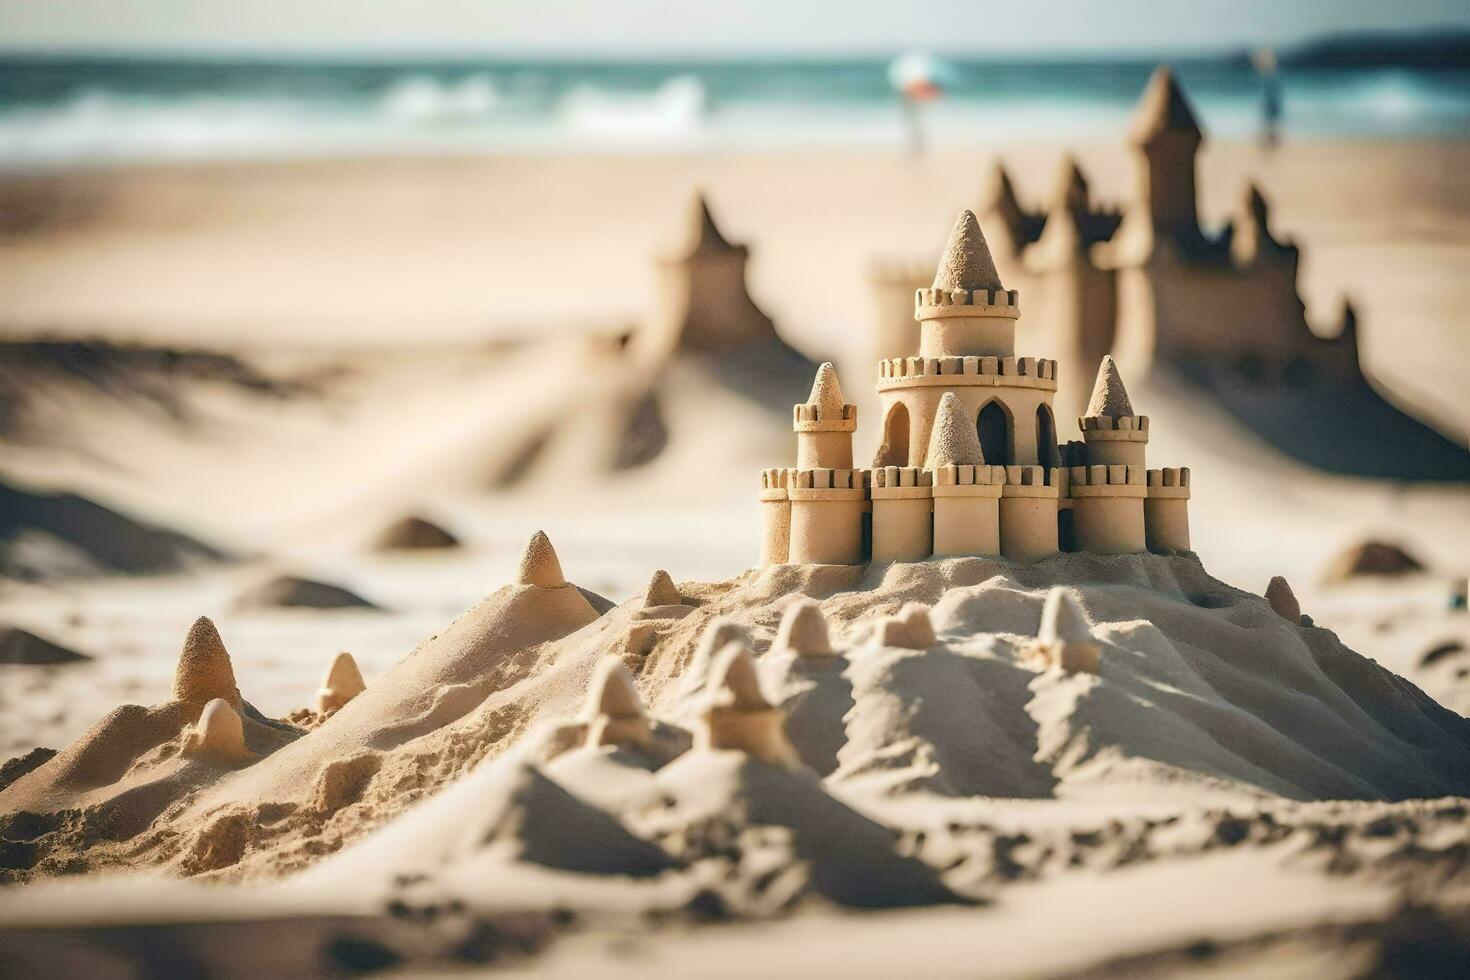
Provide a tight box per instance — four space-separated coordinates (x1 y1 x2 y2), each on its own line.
1 54 1467 167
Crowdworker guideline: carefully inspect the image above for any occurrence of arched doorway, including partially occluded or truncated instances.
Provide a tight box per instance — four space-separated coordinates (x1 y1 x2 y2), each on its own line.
976 400 1011 465
877 403 911 466
1036 404 1059 467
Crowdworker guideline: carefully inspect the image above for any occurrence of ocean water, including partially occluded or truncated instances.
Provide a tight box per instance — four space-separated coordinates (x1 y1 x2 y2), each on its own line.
0 56 1467 167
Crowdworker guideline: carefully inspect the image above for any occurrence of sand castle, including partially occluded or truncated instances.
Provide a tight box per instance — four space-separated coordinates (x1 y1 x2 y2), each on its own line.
761 211 1192 566
866 68 1469 479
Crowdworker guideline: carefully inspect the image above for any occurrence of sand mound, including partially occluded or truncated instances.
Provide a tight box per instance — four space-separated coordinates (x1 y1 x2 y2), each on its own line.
5 551 1468 887
0 627 89 664
371 514 459 551
233 575 380 611
0 478 223 581
1324 540 1427 582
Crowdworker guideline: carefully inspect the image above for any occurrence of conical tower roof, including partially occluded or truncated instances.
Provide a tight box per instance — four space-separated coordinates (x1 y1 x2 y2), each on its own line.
1054 156 1090 214
515 530 567 589
1130 66 1202 145
187 697 252 762
925 392 985 467
931 210 1004 293
1085 356 1136 419
679 191 736 258
806 362 849 417
985 162 1023 225
173 616 240 705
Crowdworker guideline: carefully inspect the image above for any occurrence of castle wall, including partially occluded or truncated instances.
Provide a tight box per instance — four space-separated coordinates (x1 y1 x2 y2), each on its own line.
870 466 933 562
998 467 1060 562
1069 464 1148 554
759 468 792 565
878 356 1059 468
797 430 855 470
788 468 867 565
931 464 1003 556
1145 468 1191 553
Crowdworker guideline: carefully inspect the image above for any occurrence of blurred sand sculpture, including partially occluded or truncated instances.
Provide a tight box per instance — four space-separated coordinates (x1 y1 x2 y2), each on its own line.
1024 587 1101 673
315 652 367 715
761 211 1192 566
233 573 380 611
370 514 459 551
0 626 90 665
867 66 1470 478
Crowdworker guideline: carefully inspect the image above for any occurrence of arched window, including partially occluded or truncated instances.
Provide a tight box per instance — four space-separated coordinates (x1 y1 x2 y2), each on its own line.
877 403 911 467
976 400 1011 465
1036 404 1059 467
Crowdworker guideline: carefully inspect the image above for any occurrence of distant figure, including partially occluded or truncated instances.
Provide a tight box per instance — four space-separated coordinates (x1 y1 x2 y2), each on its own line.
1252 48 1283 149
888 52 947 158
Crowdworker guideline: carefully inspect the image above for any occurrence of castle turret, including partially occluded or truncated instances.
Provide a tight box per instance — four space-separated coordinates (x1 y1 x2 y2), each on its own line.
1129 66 1203 244
925 392 1001 557
917 210 1020 359
786 363 866 565
651 192 779 355
1073 357 1149 554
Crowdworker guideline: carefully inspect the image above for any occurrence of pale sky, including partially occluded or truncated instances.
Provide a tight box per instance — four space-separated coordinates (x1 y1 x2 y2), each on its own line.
0 0 1466 56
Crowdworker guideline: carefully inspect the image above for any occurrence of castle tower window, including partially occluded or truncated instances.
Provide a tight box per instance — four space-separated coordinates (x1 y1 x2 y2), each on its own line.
877 403 911 467
1036 404 1059 467
977 400 1012 466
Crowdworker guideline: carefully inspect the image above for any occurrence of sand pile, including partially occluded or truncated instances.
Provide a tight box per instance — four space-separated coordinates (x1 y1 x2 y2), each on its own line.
0 478 224 581
0 626 90 664
371 514 460 551
3 548 1467 889
1324 540 1426 582
233 574 380 611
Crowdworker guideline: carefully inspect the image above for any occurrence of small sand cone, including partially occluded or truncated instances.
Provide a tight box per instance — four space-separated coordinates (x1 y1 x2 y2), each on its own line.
172 616 241 707
1085 356 1135 420
1030 588 1101 674
642 569 682 608
774 599 834 658
872 602 938 650
698 643 797 766
315 652 367 714
516 530 567 589
808 362 848 420
926 392 986 468
1265 576 1302 624
182 698 255 764
932 210 1003 292
583 656 654 750
679 617 749 699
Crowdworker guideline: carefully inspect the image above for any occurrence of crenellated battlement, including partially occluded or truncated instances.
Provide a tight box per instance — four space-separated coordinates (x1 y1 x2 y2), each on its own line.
1080 414 1151 433
879 354 1058 390
788 467 869 501
759 467 792 501
793 401 857 431
1068 463 1149 497
931 463 1003 487
915 286 1021 321
1146 467 1192 498
871 466 932 489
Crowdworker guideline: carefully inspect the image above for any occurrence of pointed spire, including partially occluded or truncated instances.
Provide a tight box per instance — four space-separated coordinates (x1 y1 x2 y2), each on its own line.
1265 576 1301 623
925 392 985 468
708 643 774 712
681 191 735 257
642 569 681 608
316 652 366 714
586 656 644 719
1085 356 1135 419
807 362 848 418
774 599 834 658
1039 588 1092 645
932 210 1003 293
1054 156 1090 214
183 697 253 763
1243 182 1269 225
1130 65 1202 145
984 162 1024 229
173 616 239 706
515 530 566 588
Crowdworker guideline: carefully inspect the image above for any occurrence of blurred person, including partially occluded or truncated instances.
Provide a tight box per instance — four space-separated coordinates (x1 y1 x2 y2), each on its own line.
1252 47 1283 149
